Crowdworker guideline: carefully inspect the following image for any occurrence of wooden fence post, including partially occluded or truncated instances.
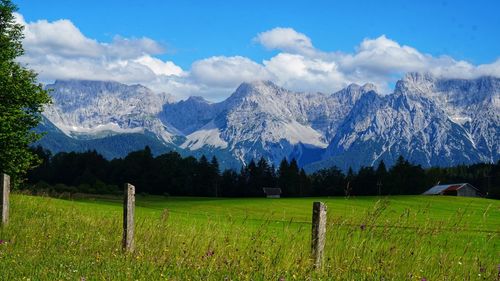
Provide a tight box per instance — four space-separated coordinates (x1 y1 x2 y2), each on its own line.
122 183 135 253
0 174 10 226
311 201 327 269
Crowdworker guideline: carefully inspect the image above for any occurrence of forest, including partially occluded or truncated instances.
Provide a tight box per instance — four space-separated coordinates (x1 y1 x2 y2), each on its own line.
26 146 500 199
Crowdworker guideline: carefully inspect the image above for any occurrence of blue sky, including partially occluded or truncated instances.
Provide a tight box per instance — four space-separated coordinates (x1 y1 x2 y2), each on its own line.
14 0 500 100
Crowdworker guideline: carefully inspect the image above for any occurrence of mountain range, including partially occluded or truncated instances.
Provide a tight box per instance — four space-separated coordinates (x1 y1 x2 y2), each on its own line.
36 73 500 171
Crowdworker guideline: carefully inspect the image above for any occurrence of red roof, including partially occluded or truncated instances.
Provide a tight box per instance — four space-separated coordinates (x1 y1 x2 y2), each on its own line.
444 184 463 191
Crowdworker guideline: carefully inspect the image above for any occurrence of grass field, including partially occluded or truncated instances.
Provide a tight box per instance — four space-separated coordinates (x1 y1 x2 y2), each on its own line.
0 194 499 280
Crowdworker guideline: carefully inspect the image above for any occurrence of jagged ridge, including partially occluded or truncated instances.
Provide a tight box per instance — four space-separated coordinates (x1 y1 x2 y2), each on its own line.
38 74 500 171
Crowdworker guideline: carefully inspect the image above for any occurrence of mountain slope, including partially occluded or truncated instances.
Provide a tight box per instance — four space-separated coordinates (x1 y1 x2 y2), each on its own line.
398 73 500 162
160 96 223 135
309 88 484 171
44 80 180 143
35 116 177 159
37 75 500 171
175 81 380 167
179 81 326 166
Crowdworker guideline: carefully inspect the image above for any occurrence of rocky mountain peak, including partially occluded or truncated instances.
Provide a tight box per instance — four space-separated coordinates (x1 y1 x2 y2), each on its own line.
360 82 377 93
231 80 284 99
345 82 376 93
39 74 500 171
52 79 149 93
185 96 212 104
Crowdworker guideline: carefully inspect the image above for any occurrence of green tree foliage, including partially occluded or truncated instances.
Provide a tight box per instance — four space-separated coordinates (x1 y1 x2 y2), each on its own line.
210 156 220 197
375 160 388 195
26 147 500 199
488 161 500 198
257 157 276 190
277 158 302 196
238 157 277 196
386 156 426 195
310 166 345 196
298 168 311 196
0 0 51 183
220 169 239 197
352 166 377 196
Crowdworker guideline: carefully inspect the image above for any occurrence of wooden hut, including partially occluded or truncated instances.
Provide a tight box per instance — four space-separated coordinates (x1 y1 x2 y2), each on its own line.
263 187 282 198
422 183 481 197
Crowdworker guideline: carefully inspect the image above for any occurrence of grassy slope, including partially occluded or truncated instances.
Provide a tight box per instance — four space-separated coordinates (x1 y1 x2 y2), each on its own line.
0 194 498 280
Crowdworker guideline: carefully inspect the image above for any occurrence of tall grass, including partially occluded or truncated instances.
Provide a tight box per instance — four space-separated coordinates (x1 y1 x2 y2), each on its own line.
0 194 498 280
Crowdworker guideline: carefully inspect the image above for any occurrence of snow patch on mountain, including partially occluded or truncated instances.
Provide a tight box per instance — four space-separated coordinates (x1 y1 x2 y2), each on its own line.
181 121 228 150
44 80 179 143
40 75 500 171
310 73 498 171
282 121 327 147
397 72 500 162
60 122 144 135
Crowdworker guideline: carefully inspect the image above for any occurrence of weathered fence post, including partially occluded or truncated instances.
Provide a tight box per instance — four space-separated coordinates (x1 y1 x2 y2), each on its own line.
0 174 10 226
122 183 135 253
311 201 327 269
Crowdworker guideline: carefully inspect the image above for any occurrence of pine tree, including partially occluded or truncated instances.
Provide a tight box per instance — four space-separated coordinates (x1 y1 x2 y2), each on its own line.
277 158 289 195
288 159 300 196
298 168 311 196
257 157 275 189
210 156 220 197
345 167 354 197
210 156 220 175
246 159 261 196
376 160 388 195
196 155 211 196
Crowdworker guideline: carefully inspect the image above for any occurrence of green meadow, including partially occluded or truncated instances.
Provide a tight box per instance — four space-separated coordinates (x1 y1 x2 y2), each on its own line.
0 194 499 280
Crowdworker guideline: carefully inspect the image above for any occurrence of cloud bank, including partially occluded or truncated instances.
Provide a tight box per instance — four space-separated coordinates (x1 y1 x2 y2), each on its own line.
16 14 500 101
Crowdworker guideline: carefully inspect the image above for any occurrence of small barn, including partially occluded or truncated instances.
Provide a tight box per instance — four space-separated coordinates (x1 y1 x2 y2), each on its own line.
263 187 282 198
422 183 481 197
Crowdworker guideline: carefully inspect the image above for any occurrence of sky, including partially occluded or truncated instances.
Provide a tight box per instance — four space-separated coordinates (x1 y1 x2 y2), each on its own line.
14 0 500 100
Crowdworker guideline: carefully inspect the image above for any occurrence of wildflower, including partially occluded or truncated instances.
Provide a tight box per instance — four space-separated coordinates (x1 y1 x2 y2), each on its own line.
421 278 427 281
278 277 285 281
0 240 4 244
203 249 215 258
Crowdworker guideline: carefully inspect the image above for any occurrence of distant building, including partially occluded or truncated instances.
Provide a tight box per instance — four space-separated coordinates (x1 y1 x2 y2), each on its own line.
263 187 282 198
422 183 481 197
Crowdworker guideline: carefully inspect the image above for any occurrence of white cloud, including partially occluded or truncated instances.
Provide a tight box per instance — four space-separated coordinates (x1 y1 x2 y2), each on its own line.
15 13 184 91
264 53 347 92
254 27 316 56
341 35 428 74
106 36 164 59
17 14 101 58
134 55 184 76
15 14 500 101
337 35 500 84
191 56 270 88
475 59 500 77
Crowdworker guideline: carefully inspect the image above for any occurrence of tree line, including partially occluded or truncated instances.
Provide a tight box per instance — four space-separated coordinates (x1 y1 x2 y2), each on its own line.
25 146 500 199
